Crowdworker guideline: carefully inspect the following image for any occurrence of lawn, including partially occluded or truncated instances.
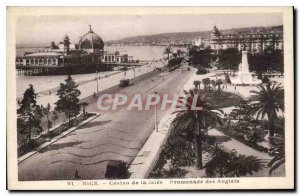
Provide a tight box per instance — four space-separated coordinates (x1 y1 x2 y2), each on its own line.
203 90 243 109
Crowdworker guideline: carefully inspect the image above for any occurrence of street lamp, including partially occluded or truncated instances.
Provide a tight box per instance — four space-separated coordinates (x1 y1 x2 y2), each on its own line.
133 67 136 78
96 70 99 93
154 92 158 132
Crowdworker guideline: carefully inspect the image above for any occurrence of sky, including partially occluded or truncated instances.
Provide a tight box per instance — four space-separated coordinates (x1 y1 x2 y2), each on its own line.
16 13 283 45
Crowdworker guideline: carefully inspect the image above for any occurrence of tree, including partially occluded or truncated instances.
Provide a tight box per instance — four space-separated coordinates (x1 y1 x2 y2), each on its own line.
41 103 52 132
163 46 173 62
210 80 216 90
193 80 201 90
172 88 223 169
216 79 223 92
55 75 81 127
248 50 283 74
167 57 183 69
202 78 210 90
217 48 241 72
188 47 214 69
207 78 215 91
247 83 284 143
17 84 43 146
52 110 59 126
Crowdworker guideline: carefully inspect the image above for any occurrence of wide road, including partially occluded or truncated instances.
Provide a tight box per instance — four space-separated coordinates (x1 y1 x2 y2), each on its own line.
18 66 193 180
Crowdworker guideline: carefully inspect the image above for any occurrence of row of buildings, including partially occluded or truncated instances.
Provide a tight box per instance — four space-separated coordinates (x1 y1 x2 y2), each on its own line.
193 25 284 53
16 25 135 69
16 25 284 70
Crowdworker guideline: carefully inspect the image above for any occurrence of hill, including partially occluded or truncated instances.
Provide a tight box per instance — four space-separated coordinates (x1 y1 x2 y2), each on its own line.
105 25 283 46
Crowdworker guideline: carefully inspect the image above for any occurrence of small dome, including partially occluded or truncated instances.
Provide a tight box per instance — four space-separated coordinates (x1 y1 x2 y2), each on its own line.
78 25 104 50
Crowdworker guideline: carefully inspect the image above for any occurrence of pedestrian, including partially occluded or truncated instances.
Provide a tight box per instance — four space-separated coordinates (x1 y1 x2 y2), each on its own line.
234 85 236 90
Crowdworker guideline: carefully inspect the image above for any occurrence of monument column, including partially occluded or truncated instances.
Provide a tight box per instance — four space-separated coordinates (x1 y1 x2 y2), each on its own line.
241 51 249 73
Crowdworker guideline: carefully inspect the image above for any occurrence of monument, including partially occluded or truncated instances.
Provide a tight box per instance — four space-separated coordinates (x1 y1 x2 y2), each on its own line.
231 51 262 85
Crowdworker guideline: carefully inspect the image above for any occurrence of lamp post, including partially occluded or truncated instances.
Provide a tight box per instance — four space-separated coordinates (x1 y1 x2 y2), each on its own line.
96 70 99 93
154 92 158 132
133 67 136 78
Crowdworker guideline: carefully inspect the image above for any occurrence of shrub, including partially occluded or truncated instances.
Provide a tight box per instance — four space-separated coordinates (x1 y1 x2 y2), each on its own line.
150 166 187 179
218 121 268 153
105 160 129 179
205 145 263 177
196 69 208 75
120 67 128 71
257 72 263 80
262 76 270 83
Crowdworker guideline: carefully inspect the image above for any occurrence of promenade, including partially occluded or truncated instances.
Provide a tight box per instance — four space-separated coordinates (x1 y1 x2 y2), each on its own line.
20 61 165 109
18 65 193 180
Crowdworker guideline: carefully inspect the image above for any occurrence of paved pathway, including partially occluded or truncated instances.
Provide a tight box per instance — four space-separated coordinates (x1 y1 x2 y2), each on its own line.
23 61 165 108
18 66 193 180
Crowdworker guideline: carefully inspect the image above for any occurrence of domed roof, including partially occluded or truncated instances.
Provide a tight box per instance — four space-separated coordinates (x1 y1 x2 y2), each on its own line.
78 25 104 50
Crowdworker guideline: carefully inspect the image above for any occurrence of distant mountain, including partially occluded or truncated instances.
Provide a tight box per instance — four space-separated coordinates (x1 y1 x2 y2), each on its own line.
16 43 51 48
105 25 283 46
16 25 283 48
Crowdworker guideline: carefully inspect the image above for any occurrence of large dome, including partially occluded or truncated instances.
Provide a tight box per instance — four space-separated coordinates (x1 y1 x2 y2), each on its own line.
78 25 104 50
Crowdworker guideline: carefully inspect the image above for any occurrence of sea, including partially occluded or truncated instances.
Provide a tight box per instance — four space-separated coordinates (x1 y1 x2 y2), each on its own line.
16 45 166 97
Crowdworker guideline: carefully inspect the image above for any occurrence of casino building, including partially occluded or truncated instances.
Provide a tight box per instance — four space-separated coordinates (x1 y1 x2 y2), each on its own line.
16 25 135 75
210 25 284 54
16 25 104 68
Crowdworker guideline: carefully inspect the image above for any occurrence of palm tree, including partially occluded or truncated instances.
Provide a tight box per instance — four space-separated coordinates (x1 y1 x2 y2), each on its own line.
210 80 216 90
216 79 223 92
163 47 173 62
172 87 223 169
202 78 210 90
193 80 201 90
247 83 284 143
207 79 211 91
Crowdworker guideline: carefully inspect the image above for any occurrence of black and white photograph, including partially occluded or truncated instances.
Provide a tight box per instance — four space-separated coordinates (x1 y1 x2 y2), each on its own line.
6 6 294 190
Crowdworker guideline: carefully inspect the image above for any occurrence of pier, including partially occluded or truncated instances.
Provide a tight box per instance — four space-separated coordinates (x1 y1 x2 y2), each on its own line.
16 62 143 76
